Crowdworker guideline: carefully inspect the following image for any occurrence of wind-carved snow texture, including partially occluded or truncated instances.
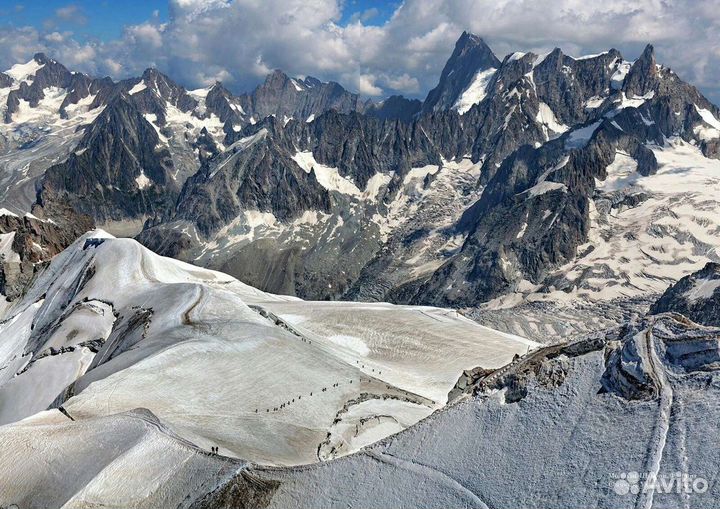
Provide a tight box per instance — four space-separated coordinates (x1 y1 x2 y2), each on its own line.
0 232 535 482
238 313 720 509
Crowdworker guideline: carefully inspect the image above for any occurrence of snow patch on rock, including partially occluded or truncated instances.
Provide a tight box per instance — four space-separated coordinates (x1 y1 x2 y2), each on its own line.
453 68 496 115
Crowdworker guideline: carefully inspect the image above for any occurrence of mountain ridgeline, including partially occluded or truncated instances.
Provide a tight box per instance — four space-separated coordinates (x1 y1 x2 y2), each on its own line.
2 32 720 310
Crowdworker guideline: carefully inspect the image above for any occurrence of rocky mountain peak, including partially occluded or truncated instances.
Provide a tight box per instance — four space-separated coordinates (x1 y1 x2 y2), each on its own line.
365 95 422 122
3 53 74 122
303 76 322 88
37 92 177 227
249 68 361 121
205 81 234 103
32 52 53 65
208 80 228 92
455 31 494 59
141 66 163 81
624 44 658 97
421 31 501 114
263 69 292 88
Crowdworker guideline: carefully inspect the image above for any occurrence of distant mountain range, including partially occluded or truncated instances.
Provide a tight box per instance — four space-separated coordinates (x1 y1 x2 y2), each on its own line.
2 32 720 331
3 30 720 508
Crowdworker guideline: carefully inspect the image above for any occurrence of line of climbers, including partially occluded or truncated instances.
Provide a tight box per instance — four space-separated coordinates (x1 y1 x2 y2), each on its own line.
253 376 385 414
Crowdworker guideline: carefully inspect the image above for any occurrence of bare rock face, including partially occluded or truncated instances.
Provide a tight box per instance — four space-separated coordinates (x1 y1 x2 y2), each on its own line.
0 72 12 88
447 366 495 402
365 95 421 123
172 125 332 238
247 70 363 121
36 93 178 227
532 48 622 126
119 68 198 126
650 263 720 327
205 82 246 125
421 31 501 114
0 207 93 301
623 44 660 99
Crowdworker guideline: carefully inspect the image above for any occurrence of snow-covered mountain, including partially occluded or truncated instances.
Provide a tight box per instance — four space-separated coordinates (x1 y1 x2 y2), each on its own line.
130 38 720 338
3 239 719 507
1 33 720 340
3 29 720 508
0 229 543 505
0 54 412 233
0 232 534 465
4 34 720 338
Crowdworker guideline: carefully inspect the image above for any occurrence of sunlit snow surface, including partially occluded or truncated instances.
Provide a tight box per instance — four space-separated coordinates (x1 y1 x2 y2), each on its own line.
0 60 104 213
453 68 496 115
493 139 720 309
0 232 536 470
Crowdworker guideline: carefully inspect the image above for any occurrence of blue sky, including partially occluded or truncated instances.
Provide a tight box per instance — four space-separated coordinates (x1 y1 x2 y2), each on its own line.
4 0 397 40
3 1 168 40
0 1 719 104
337 0 399 25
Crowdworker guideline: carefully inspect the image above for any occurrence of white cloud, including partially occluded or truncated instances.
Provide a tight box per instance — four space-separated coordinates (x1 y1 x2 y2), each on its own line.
355 74 382 96
104 58 122 75
125 23 164 50
0 0 719 104
44 31 66 43
383 73 420 94
53 4 88 26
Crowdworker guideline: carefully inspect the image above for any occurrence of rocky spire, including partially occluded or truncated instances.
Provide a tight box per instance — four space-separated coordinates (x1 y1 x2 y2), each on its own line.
623 44 659 98
421 31 501 114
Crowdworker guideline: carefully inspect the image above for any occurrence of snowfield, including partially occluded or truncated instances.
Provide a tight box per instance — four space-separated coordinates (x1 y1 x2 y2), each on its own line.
0 231 536 474
0 408 243 508
251 315 720 509
490 139 720 311
0 59 105 214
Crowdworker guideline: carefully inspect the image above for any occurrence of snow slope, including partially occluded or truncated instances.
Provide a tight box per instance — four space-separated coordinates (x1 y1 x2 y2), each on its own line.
0 408 244 508
0 231 536 469
453 68 496 114
249 314 720 509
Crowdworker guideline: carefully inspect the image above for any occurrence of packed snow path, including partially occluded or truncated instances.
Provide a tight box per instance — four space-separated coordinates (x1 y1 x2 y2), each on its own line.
365 450 490 508
636 320 674 509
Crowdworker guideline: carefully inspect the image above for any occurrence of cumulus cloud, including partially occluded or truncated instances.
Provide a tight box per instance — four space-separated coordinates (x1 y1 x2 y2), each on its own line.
55 5 84 22
46 4 87 28
355 74 383 96
0 0 719 104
